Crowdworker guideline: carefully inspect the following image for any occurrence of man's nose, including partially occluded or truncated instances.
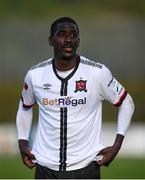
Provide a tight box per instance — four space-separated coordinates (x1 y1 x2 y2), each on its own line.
64 35 72 42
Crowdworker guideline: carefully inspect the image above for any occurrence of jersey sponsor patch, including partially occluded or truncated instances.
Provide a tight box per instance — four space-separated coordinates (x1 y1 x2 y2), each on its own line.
109 78 124 96
42 96 87 107
113 80 124 95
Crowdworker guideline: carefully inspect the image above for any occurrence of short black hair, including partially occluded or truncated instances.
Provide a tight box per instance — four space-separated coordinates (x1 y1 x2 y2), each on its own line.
50 17 79 36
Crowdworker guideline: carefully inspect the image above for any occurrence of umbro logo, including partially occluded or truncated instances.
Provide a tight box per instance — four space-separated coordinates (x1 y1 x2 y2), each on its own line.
43 83 52 90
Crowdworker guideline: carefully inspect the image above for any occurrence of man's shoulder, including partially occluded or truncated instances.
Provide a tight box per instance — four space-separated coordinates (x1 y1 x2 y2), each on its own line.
80 56 103 69
30 58 53 71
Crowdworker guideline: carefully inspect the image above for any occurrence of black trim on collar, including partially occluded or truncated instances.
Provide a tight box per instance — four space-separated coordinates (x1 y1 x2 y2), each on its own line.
52 56 80 82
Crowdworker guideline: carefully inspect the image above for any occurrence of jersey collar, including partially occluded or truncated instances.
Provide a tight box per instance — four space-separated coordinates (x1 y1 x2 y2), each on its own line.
52 56 80 82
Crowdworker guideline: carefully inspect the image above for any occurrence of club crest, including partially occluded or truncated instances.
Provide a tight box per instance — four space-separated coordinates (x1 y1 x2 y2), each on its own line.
74 78 87 92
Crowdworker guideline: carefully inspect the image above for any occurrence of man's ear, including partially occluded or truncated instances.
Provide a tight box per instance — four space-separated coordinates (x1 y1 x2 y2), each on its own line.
48 36 54 46
77 37 80 47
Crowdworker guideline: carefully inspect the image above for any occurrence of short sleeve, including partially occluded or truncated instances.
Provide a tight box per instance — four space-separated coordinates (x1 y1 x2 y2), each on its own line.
100 65 127 106
21 70 35 108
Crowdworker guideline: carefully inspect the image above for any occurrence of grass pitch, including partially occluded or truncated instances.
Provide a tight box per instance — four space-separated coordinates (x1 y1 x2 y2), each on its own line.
0 155 144 179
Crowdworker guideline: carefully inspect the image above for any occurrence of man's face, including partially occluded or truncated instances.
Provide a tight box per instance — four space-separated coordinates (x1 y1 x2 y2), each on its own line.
49 22 80 60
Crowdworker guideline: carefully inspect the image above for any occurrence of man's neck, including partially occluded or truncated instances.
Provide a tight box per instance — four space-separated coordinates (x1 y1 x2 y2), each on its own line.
53 55 78 71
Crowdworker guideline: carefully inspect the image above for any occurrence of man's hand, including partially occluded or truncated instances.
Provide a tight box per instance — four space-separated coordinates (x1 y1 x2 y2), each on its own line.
96 134 124 166
96 145 119 166
18 139 36 169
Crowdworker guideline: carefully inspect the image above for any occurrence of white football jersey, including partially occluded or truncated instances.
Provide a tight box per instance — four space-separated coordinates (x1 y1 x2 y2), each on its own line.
21 56 127 171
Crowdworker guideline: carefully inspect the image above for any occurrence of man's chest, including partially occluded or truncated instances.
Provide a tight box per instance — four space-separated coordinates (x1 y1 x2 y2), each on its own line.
32 69 101 108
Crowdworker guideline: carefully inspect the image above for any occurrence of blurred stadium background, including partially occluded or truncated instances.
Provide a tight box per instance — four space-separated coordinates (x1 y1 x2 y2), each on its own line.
0 0 145 178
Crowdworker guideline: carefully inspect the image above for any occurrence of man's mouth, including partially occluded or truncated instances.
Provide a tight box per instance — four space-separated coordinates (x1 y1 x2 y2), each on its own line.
63 45 73 52
64 47 73 52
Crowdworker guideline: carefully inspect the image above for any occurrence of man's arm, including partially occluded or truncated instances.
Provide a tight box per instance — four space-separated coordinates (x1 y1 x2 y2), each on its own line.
16 101 36 168
18 139 36 168
97 93 135 166
97 134 124 166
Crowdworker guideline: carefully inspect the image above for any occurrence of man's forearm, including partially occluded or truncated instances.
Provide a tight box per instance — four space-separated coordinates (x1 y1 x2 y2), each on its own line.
113 134 124 151
18 139 29 152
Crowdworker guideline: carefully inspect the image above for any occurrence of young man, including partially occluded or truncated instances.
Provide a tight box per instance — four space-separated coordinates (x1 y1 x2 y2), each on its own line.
16 17 135 179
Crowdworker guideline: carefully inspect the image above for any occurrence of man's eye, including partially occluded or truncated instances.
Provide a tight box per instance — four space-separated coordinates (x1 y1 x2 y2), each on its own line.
71 33 77 38
58 32 65 36
57 32 77 38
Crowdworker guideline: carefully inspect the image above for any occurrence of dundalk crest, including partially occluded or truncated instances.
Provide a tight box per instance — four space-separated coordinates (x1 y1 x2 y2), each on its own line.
74 78 87 93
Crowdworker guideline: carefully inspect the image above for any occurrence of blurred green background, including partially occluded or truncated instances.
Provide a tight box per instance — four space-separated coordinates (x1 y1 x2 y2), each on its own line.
0 0 145 178
0 0 145 123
